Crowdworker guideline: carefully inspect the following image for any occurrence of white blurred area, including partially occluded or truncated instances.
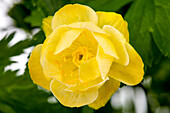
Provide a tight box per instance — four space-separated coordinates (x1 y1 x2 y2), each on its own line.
111 86 148 113
155 106 170 113
47 96 58 104
0 0 37 75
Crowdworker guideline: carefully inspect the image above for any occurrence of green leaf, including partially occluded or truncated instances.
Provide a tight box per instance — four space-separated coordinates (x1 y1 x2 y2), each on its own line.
70 0 133 12
24 10 45 27
145 57 170 109
125 0 155 66
0 33 16 70
32 30 46 45
152 0 170 57
19 0 67 28
36 0 66 16
95 100 114 113
8 4 31 30
0 69 57 113
0 32 36 71
146 57 170 94
0 102 16 113
81 106 94 113
125 0 170 66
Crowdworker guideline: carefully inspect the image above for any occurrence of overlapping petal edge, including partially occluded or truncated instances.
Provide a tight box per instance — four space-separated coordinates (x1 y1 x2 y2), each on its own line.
28 4 144 109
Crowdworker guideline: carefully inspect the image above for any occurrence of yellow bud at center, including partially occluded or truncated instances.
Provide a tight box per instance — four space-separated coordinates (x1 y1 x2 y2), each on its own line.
72 47 93 67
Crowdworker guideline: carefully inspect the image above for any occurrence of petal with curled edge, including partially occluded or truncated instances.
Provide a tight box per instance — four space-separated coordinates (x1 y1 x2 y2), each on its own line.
42 16 53 37
41 25 82 66
28 44 52 90
41 25 70 64
97 11 129 42
52 4 98 30
68 22 107 34
79 57 101 82
54 29 83 55
103 25 129 66
97 45 114 80
70 29 98 55
50 79 98 107
88 77 120 110
108 43 144 86
93 32 119 59
65 77 109 93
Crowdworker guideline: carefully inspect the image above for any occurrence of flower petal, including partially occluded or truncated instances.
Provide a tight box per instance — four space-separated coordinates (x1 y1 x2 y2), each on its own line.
108 43 144 85
68 22 107 34
65 77 109 93
41 25 82 66
41 25 69 61
88 77 120 109
42 16 53 37
50 79 98 107
40 26 71 81
41 26 100 86
28 44 52 90
79 57 100 82
54 29 83 54
93 32 119 59
70 29 98 55
52 4 98 30
97 11 129 42
103 25 129 66
96 45 114 79
43 51 79 86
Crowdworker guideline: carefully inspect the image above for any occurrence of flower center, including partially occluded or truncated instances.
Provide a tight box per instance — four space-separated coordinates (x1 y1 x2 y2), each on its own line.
79 54 83 60
72 47 93 67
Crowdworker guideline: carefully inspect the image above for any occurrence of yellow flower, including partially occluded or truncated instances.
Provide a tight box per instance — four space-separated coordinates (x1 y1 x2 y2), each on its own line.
28 4 144 109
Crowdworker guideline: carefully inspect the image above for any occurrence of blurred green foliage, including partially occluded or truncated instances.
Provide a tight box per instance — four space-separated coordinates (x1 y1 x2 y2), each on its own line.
0 0 169 112
125 0 170 66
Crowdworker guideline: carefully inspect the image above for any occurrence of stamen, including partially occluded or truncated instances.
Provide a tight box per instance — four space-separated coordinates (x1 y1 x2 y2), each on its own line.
79 54 83 60
72 47 94 66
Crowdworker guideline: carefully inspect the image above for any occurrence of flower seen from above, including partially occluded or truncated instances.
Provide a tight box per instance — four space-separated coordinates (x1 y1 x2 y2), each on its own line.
28 4 144 109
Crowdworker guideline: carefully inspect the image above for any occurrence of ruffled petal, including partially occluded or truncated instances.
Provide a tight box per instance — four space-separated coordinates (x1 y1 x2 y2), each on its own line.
54 29 83 54
69 29 98 55
96 45 114 79
108 43 144 85
93 32 119 59
88 77 120 109
41 25 70 61
41 26 100 85
28 44 52 90
41 25 82 67
103 25 129 66
50 79 98 107
52 4 98 30
41 26 102 85
97 11 129 42
65 77 109 93
43 51 79 86
68 22 107 34
42 16 53 37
